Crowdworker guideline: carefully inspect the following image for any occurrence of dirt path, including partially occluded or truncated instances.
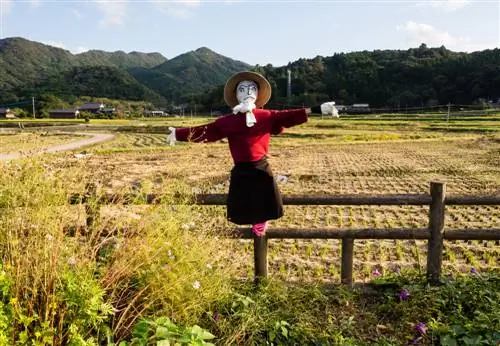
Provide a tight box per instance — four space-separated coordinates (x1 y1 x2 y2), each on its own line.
0 132 115 161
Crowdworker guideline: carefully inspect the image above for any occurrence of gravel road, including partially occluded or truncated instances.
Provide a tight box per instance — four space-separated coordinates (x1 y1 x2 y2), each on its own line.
0 132 115 161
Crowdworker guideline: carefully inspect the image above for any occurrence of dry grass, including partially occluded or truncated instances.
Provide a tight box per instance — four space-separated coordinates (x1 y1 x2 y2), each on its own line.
3 121 499 284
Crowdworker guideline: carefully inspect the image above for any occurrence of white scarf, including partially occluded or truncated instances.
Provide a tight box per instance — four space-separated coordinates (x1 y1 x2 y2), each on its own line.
232 102 257 127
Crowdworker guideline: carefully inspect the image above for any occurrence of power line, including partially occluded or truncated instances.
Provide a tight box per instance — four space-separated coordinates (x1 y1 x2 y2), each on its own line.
0 99 33 108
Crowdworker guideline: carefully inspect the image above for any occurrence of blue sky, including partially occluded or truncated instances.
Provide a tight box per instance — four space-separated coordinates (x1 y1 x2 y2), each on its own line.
0 0 498 66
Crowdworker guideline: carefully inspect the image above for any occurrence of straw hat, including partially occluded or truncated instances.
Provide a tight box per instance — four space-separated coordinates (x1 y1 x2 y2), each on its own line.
224 71 271 108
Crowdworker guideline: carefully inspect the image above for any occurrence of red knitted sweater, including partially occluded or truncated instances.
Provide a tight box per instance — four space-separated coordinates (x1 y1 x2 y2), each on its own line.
175 108 308 163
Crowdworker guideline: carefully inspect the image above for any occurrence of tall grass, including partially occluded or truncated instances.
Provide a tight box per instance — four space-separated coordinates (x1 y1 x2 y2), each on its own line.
0 158 236 344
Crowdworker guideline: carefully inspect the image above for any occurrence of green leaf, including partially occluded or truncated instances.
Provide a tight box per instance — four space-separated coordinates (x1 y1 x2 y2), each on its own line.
190 325 215 340
177 334 191 343
156 317 175 328
440 335 458 346
132 319 151 341
460 335 483 345
156 326 176 339
451 325 465 336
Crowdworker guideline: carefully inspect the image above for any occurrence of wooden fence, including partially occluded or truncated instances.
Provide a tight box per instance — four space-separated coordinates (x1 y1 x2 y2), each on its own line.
76 181 500 287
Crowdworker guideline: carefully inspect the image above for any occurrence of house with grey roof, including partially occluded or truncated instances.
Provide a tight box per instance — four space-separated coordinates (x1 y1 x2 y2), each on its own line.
78 102 115 115
78 102 105 114
48 109 80 119
0 108 16 119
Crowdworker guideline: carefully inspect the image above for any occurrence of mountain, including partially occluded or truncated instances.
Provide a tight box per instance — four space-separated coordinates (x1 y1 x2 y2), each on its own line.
0 37 251 106
0 37 74 100
75 50 167 69
1 37 498 110
253 44 500 108
0 37 169 104
129 47 251 100
29 65 167 105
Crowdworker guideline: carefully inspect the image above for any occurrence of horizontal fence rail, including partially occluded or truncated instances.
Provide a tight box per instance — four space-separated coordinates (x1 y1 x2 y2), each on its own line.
70 193 500 206
72 181 500 287
224 228 500 241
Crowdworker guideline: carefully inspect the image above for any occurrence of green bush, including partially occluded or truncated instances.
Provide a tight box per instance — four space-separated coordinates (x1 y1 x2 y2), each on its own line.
196 270 500 345
0 158 236 345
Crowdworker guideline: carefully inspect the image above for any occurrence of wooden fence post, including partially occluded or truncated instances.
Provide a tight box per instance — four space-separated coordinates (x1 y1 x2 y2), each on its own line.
427 181 446 285
341 238 354 288
254 235 268 283
84 183 99 229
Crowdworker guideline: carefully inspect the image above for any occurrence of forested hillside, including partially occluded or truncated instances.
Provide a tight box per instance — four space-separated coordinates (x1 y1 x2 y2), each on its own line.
130 47 250 102
74 50 166 69
0 37 168 105
248 44 500 109
0 37 498 114
26 66 167 105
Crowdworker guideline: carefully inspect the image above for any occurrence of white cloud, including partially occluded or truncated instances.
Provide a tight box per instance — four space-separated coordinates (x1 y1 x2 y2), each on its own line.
397 20 498 52
42 41 90 54
150 0 201 19
416 0 470 12
397 21 469 47
43 41 68 50
93 0 127 27
74 46 89 54
459 42 499 52
70 8 85 20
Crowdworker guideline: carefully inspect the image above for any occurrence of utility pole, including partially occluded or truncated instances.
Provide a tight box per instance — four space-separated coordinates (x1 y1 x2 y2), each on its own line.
32 97 36 118
287 69 291 101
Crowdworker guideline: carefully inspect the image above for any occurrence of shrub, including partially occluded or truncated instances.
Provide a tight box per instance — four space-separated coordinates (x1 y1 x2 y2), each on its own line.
0 158 236 344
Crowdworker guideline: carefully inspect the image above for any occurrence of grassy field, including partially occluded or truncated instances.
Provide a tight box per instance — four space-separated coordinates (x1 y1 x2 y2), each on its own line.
2 116 499 281
0 114 499 345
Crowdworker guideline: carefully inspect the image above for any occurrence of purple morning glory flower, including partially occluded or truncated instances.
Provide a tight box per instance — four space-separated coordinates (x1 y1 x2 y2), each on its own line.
470 267 478 274
414 322 427 335
398 289 410 301
213 312 220 323
410 336 423 344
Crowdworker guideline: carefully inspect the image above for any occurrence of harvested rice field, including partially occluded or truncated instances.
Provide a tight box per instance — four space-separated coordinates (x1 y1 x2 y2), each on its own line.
2 116 499 283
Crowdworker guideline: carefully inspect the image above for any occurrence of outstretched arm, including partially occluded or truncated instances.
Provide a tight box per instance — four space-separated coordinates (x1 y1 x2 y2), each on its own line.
173 121 226 143
271 108 310 134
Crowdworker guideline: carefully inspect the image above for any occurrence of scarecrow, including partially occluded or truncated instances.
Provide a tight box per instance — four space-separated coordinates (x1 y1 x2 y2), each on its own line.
167 71 311 236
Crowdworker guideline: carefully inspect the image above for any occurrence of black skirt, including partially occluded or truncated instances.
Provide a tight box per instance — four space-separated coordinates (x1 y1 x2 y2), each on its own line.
226 157 284 225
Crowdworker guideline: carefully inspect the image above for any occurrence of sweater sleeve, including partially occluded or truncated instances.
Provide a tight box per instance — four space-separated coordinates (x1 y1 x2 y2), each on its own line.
271 122 285 135
271 108 309 129
175 121 226 143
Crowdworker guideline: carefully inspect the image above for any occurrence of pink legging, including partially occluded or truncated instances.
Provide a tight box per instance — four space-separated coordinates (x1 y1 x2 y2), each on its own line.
251 221 268 237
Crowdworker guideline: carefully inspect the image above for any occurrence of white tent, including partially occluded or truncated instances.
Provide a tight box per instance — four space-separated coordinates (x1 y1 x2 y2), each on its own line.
320 102 339 118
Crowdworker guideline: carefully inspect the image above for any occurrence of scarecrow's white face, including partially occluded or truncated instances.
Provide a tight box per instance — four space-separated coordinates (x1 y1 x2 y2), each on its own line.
236 80 258 104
